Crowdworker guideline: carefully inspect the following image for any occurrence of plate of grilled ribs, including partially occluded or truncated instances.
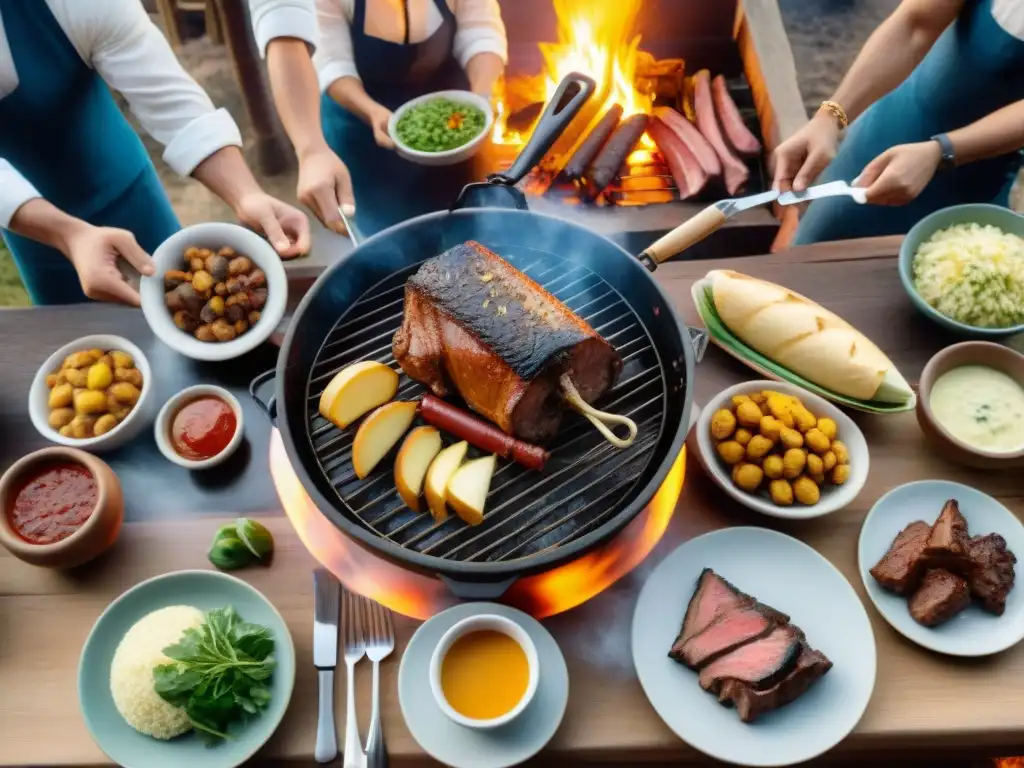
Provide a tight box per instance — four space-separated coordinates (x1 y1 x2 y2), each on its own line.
632 527 876 767
859 480 1024 656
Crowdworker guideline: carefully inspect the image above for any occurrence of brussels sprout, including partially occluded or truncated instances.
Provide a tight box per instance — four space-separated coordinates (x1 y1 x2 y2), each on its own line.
208 532 255 571
235 518 274 561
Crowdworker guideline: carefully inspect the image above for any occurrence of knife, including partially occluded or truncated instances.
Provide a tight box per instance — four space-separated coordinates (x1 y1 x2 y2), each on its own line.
314 568 341 764
640 189 780 267
777 180 867 206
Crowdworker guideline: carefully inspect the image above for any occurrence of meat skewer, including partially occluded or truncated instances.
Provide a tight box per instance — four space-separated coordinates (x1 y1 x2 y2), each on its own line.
563 104 623 182
583 113 649 200
653 106 722 179
393 241 637 448
692 69 749 195
710 74 762 158
649 117 708 200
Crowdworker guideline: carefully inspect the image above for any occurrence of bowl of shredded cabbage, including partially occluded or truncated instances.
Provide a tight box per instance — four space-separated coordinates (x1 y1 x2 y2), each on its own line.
899 204 1024 335
389 91 493 167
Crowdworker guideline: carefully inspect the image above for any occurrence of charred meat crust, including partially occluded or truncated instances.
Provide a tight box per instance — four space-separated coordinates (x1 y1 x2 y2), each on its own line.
404 241 622 386
923 499 972 571
965 533 1017 616
718 644 833 723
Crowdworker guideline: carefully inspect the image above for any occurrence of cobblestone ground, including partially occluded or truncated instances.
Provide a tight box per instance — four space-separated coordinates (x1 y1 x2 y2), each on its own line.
0 3 1020 304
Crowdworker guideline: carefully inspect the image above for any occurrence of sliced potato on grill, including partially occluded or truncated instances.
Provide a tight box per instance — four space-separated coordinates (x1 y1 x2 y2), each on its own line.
446 454 496 527
425 440 468 522
395 426 443 512
319 361 399 429
352 401 418 479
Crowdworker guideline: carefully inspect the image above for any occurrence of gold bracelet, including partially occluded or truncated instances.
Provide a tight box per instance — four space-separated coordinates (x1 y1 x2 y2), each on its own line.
819 100 848 129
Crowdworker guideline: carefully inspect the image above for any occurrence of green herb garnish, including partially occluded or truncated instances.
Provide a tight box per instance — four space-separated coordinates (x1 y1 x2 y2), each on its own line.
395 98 487 153
208 518 274 571
154 606 276 744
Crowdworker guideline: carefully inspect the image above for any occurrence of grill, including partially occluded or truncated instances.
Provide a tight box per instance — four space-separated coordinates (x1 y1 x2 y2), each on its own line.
303 247 666 564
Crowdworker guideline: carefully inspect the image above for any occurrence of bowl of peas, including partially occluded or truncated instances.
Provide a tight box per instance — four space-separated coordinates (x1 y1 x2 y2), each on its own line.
388 91 493 166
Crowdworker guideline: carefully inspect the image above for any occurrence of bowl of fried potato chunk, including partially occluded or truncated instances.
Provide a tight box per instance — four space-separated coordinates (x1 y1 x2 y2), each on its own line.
694 380 869 519
29 335 154 452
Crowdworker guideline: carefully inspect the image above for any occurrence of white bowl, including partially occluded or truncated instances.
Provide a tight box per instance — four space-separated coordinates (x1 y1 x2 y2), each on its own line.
428 613 539 730
154 385 245 470
388 90 494 167
140 223 287 362
694 380 870 520
29 334 155 452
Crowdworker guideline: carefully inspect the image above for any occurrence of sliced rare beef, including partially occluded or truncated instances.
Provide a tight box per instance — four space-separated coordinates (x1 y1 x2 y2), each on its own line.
923 499 972 571
697 624 803 694
671 569 754 657
870 519 931 595
908 568 971 627
965 533 1017 615
675 606 778 669
717 642 833 723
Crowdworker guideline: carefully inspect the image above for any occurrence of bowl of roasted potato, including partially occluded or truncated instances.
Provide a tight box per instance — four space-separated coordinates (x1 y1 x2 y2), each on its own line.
140 223 287 362
29 334 154 451
694 380 869 520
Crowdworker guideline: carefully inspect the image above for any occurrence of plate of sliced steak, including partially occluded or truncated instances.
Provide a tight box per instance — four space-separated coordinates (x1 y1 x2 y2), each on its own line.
632 527 875 767
859 480 1024 656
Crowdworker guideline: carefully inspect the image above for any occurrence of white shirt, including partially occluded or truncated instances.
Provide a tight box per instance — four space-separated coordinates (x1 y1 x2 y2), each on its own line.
312 0 507 92
249 0 319 57
0 0 242 229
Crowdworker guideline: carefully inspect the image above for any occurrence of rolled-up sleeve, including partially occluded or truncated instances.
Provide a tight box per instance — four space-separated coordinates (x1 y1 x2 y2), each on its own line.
0 159 41 229
313 0 359 90
453 0 507 67
249 0 318 58
60 0 242 177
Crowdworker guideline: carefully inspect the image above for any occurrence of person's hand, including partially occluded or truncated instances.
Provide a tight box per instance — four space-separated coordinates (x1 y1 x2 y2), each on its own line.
852 141 942 205
234 192 312 259
64 225 155 306
771 111 842 192
297 144 356 235
367 104 395 149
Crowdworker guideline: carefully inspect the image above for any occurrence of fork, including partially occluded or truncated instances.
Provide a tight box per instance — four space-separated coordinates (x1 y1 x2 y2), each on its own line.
363 596 396 768
342 588 367 768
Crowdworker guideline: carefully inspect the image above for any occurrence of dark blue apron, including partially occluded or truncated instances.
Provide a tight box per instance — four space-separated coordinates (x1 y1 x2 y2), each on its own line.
0 1 179 304
794 0 1024 245
320 0 471 238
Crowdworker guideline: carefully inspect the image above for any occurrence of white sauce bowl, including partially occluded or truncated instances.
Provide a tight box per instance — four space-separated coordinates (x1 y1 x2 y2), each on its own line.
428 613 539 730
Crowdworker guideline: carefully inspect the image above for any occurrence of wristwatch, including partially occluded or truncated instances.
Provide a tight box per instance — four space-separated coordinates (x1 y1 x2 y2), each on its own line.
930 133 956 172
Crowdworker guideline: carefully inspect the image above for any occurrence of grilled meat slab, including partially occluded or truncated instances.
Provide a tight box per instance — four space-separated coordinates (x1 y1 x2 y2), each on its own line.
718 643 833 723
392 241 623 443
676 607 777 669
965 533 1017 615
923 499 972 570
908 569 971 627
672 569 754 653
870 520 931 595
697 625 804 694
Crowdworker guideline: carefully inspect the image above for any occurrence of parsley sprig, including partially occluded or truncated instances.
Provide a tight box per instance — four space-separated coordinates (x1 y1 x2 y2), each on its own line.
153 606 276 744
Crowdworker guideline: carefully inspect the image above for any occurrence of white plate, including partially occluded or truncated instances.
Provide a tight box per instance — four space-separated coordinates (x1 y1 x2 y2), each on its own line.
858 480 1024 656
141 223 287 362
632 527 876 767
398 602 568 768
694 380 869 519
388 90 493 166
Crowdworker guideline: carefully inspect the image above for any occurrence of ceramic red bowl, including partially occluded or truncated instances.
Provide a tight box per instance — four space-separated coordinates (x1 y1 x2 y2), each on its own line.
916 341 1024 469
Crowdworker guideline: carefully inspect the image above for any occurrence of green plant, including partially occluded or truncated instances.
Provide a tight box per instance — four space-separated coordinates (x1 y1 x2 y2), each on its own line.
0 241 29 307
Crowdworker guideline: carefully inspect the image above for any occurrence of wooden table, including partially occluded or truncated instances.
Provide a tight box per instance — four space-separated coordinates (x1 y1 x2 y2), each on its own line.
2 237 1021 767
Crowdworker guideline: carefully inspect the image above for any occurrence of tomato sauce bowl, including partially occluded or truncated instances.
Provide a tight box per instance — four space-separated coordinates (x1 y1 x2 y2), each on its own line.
154 384 244 470
0 447 124 568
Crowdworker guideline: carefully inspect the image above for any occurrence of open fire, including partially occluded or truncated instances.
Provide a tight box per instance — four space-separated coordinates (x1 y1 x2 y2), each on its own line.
488 0 766 206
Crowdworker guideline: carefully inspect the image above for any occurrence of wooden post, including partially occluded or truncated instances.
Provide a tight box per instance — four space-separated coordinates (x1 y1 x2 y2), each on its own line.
155 0 183 49
212 0 293 177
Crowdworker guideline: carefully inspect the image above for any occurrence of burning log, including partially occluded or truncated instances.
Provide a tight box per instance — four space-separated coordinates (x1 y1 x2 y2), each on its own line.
506 102 545 134
583 114 649 200
563 105 624 182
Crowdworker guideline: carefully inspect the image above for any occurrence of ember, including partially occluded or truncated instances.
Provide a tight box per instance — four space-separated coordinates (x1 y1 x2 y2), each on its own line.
489 0 765 207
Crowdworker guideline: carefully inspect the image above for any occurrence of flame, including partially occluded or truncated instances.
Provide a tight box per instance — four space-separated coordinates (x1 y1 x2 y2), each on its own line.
493 0 652 146
269 428 686 619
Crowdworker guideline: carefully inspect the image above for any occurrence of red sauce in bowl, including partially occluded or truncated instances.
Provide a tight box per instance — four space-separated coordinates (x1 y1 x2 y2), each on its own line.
7 463 98 544
170 396 237 461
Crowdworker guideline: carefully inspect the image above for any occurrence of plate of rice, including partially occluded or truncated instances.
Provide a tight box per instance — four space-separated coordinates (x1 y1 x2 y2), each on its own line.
77 570 295 768
899 203 1024 335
